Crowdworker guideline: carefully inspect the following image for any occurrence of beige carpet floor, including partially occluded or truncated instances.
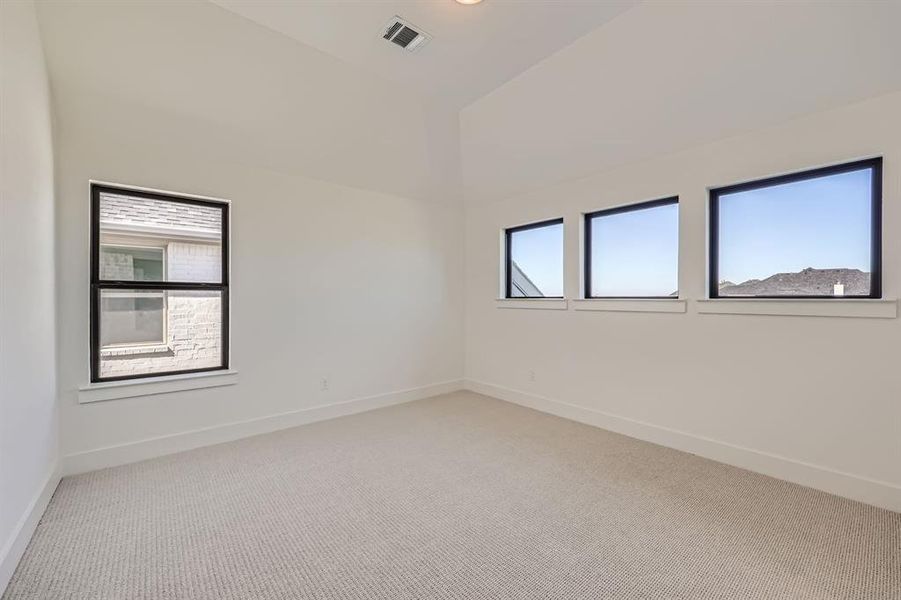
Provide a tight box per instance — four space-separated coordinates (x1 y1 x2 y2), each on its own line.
5 391 900 599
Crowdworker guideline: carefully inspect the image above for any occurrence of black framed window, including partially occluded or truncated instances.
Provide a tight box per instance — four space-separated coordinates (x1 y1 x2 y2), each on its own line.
91 184 229 382
504 218 564 298
709 158 882 299
584 197 679 298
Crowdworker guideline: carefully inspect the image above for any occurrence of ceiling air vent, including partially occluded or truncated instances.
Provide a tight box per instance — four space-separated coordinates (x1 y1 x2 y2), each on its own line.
381 16 430 53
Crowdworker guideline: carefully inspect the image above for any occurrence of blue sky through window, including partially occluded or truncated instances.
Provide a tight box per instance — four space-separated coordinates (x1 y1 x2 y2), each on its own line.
510 222 564 297
589 202 678 297
718 168 872 284
506 167 872 299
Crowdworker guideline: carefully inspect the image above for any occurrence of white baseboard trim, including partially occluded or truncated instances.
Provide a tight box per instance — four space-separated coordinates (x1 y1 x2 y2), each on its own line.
0 464 61 595
465 379 901 513
63 379 464 476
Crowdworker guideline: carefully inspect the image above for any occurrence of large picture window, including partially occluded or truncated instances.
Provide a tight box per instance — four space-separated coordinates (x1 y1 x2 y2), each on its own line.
91 184 229 382
584 197 679 298
504 218 564 298
709 158 882 299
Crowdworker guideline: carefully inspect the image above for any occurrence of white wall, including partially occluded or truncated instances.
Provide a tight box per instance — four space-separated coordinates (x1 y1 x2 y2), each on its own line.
34 1 464 465
0 0 60 589
464 92 901 510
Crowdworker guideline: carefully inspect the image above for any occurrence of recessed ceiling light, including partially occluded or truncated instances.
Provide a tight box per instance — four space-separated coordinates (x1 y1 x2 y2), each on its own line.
455 0 483 5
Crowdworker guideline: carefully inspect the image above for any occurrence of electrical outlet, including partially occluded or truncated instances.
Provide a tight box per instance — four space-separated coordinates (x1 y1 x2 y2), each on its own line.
528 369 536 382
320 378 329 391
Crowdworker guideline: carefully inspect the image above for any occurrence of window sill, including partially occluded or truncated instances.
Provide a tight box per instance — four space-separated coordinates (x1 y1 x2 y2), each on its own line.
496 298 568 310
695 299 897 319
78 369 238 404
572 298 686 313
100 344 171 357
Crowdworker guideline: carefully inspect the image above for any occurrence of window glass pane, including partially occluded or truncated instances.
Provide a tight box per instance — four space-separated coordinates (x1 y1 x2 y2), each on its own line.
717 168 873 297
100 292 165 346
98 192 223 283
100 246 164 281
589 202 678 297
99 289 222 379
508 222 563 297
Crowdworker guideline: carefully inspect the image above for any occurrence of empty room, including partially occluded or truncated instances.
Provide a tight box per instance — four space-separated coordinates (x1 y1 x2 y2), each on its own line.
2 0 900 598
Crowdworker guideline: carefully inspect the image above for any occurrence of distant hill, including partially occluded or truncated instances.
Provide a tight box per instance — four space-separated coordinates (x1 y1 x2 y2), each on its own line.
719 267 870 296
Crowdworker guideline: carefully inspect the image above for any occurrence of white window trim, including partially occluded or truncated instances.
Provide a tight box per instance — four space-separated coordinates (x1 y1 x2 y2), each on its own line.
572 298 686 313
100 241 166 255
99 342 171 357
496 298 569 310
78 369 239 404
695 298 897 319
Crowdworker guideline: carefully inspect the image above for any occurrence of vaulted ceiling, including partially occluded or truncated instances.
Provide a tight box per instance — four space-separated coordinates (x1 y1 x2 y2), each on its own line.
460 0 901 203
35 0 901 205
210 0 639 109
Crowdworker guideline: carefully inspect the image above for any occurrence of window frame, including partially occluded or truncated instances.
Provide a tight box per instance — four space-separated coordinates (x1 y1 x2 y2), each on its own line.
90 183 230 383
504 217 565 299
708 158 883 300
583 196 679 300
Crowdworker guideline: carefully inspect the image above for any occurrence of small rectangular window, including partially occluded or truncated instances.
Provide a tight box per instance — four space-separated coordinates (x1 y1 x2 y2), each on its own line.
100 291 166 347
91 184 229 382
100 246 165 281
504 218 564 298
709 158 881 299
584 197 679 298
